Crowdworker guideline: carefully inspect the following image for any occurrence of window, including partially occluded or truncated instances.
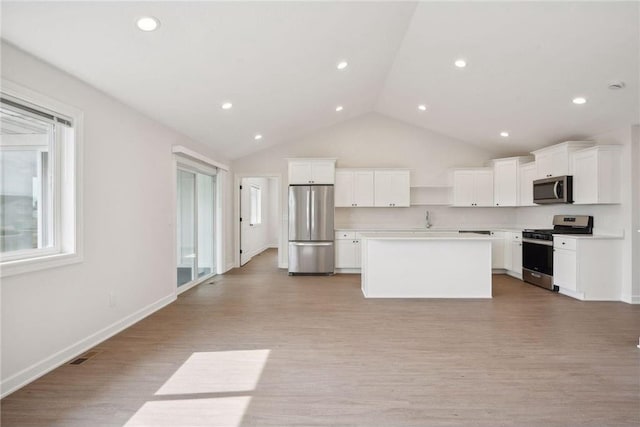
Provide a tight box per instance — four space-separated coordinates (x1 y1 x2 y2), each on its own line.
0 81 81 276
250 185 261 225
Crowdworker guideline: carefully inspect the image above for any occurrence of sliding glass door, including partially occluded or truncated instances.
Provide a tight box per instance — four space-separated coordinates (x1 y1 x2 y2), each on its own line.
177 165 216 288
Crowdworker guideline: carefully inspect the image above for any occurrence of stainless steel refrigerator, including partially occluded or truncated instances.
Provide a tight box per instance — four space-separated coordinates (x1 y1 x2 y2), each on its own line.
288 185 334 275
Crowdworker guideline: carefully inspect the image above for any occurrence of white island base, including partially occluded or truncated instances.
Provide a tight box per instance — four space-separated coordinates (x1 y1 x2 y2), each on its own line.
360 232 492 298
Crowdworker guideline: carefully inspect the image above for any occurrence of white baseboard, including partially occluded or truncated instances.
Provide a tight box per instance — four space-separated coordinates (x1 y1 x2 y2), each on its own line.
334 268 361 274
247 245 269 259
558 287 585 300
621 294 640 304
224 262 235 273
0 293 176 399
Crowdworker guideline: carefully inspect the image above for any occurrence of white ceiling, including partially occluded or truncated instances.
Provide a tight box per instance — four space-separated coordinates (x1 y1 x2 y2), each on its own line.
2 2 638 159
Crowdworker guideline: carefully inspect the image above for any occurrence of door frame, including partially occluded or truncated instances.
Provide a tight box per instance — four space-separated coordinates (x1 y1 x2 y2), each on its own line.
234 173 283 269
173 156 223 296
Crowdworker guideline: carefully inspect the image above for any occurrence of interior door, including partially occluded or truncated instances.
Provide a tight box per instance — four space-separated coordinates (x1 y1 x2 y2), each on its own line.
240 178 253 265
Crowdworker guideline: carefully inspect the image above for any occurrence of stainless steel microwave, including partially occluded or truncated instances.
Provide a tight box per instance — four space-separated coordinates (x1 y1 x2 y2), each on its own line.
533 175 573 204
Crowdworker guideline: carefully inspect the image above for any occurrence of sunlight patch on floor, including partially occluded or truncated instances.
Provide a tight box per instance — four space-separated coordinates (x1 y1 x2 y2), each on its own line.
124 396 252 427
124 349 270 426
155 349 271 395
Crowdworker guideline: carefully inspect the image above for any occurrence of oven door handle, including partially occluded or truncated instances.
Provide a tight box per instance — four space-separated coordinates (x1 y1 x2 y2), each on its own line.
553 181 560 199
522 238 553 247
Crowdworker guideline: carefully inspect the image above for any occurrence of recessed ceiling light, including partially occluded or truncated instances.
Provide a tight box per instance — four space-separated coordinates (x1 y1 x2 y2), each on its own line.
254 134 263 141
454 59 467 68
418 104 427 111
572 97 587 105
500 131 509 137
335 105 343 112
337 61 348 70
221 102 233 110
136 16 159 32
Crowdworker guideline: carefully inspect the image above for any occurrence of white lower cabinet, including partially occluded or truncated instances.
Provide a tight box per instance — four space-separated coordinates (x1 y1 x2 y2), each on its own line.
490 231 506 269
552 236 622 300
553 247 577 291
335 232 361 270
510 239 523 277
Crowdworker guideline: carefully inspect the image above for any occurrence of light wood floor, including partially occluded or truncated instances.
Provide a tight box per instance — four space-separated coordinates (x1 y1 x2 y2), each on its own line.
2 248 639 426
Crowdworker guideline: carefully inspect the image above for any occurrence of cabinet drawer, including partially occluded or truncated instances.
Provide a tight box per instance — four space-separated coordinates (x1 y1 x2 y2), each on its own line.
554 237 577 250
335 231 356 240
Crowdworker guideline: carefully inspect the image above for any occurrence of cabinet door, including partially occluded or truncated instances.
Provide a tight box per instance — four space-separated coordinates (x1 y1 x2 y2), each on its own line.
334 170 354 207
390 171 410 207
310 161 335 184
491 232 506 269
289 161 312 184
504 233 514 271
493 160 517 206
335 239 357 268
552 151 569 177
353 171 375 207
452 171 476 206
572 151 597 204
519 164 536 206
354 240 362 268
553 248 577 291
511 240 523 274
536 152 554 179
374 171 394 207
474 170 494 207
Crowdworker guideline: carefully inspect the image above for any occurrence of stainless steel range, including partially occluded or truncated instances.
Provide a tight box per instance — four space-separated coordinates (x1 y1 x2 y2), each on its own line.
522 215 593 291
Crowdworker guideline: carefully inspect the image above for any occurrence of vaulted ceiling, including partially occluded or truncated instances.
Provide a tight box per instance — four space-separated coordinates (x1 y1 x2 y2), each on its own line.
2 2 638 159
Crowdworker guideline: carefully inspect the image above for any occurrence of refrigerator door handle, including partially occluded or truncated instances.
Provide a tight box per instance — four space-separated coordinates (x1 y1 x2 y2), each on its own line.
290 242 333 246
310 187 315 237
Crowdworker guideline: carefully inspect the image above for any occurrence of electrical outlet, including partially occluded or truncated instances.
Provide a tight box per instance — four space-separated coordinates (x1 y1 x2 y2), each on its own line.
108 292 116 308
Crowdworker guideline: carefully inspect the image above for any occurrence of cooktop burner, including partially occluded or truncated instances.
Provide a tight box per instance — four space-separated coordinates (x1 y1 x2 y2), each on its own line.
523 215 594 238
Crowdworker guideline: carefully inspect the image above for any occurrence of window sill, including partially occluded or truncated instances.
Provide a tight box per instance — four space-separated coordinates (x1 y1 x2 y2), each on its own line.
1 252 83 278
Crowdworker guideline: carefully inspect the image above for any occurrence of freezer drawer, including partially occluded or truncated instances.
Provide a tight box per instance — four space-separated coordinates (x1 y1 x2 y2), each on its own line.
288 242 335 274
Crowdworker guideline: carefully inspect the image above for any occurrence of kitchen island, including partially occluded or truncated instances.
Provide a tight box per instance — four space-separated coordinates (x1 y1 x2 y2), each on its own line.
360 231 493 298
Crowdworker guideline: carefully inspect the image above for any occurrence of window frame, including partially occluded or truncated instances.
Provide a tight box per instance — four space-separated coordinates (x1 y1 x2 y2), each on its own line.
0 80 83 277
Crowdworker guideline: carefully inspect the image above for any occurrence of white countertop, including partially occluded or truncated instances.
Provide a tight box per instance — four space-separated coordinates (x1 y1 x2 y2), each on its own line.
553 234 623 240
359 231 493 240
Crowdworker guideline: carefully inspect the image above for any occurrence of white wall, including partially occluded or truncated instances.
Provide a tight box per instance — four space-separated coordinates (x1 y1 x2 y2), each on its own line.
232 112 514 231
0 42 231 396
268 177 279 247
516 125 640 302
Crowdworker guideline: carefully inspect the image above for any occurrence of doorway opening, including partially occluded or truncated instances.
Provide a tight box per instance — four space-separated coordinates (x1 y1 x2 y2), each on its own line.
235 175 281 269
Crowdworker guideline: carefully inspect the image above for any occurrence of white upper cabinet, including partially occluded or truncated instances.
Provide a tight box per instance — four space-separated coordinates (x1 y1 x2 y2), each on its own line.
519 162 537 206
374 170 410 207
452 168 493 207
335 169 375 207
531 141 594 179
571 145 621 204
288 159 336 184
491 156 533 207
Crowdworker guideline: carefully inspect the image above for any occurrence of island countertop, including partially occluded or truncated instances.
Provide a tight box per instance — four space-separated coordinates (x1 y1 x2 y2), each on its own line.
361 232 492 299
359 231 495 240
